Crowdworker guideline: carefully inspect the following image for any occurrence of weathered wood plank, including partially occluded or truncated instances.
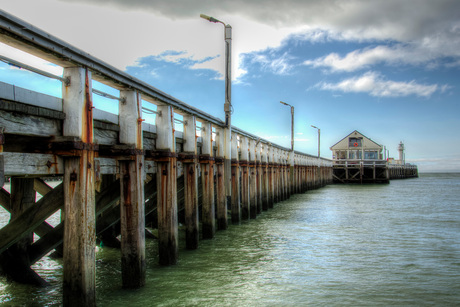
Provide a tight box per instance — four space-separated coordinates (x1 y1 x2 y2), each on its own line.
0 104 62 136
3 152 63 176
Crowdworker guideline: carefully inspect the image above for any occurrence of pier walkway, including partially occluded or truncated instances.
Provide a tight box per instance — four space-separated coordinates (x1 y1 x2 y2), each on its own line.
0 10 332 306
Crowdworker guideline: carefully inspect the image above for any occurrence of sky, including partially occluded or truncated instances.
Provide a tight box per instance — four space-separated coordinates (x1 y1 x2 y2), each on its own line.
0 0 459 172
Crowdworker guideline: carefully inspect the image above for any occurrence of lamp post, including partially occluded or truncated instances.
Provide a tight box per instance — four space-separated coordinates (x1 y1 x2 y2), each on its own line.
279 101 294 151
280 101 294 196
311 125 320 158
200 14 233 209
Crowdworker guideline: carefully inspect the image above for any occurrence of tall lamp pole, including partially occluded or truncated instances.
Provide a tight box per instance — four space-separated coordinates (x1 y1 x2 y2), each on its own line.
280 101 294 194
311 125 320 158
200 14 233 208
279 101 294 151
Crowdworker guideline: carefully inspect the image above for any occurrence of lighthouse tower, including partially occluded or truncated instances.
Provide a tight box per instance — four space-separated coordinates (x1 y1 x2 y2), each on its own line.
398 141 405 165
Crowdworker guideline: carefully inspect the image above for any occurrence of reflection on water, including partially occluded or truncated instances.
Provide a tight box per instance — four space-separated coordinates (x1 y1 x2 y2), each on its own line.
1 173 460 306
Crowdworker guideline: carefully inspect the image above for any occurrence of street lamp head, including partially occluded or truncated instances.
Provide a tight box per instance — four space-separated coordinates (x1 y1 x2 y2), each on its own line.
200 14 221 24
280 101 294 108
311 125 318 129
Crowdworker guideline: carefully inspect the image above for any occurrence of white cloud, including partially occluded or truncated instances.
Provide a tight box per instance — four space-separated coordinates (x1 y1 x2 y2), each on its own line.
1 0 459 81
304 42 460 72
317 71 440 98
247 52 294 75
55 0 460 43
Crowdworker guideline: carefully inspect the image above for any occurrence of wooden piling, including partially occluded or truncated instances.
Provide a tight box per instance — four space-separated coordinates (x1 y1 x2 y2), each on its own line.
273 149 280 204
200 121 215 239
181 114 199 249
240 136 250 220
249 139 257 219
267 146 275 209
216 127 227 230
10 177 35 261
62 67 96 307
230 132 241 224
155 105 178 265
288 151 293 198
118 90 145 288
256 142 263 214
280 151 286 201
261 144 269 211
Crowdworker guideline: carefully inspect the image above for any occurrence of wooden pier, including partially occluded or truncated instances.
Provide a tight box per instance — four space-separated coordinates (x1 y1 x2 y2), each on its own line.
0 10 332 306
332 160 418 184
388 163 418 180
332 160 390 184
330 130 418 184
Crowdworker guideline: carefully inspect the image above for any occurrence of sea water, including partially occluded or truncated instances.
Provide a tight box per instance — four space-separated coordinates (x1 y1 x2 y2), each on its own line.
1 173 459 306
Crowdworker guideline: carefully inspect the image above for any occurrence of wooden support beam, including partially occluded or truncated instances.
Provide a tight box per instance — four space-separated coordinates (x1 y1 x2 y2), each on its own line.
283 151 289 199
29 178 121 265
0 188 10 211
230 132 240 224
249 139 257 219
181 114 199 249
155 105 178 265
119 156 145 287
200 121 215 239
0 183 63 254
61 67 96 307
267 146 274 209
28 222 64 265
288 151 294 198
240 137 249 220
118 90 145 288
34 178 53 196
215 127 227 231
277 150 284 201
273 149 279 204
261 144 269 211
0 177 48 286
9 177 35 257
0 183 60 251
256 142 262 214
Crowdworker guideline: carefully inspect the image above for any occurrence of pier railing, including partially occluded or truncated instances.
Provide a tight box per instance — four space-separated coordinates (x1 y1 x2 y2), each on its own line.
0 9 332 306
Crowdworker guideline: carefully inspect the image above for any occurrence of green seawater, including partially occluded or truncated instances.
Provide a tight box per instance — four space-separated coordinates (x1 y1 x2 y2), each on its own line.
1 173 460 306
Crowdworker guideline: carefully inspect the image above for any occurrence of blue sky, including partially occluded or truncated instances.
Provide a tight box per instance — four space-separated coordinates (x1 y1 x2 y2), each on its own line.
0 0 459 172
